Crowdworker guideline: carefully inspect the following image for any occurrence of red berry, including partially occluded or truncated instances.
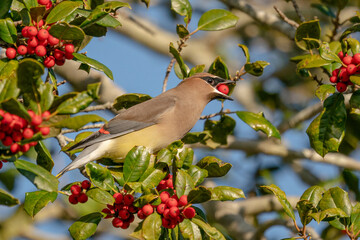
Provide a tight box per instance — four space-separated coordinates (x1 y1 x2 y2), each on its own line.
183 207 196 219
339 67 349 82
53 49 65 60
112 217 123 228
64 44 74 53
40 127 50 136
48 35 59 46
35 45 46 57
2 112 12 124
113 193 123 204
78 193 88 203
68 194 78 204
27 37 38 48
329 76 338 83
44 56 55 68
137 209 146 219
123 194 134 205
12 131 23 142
31 115 42 126
120 221 130 229
343 55 353 65
101 208 113 218
157 203 166 214
38 0 50 5
21 26 29 37
27 110 35 118
162 218 172 228
10 143 20 153
27 46 35 55
41 111 51 120
38 39 48 46
165 178 173 188
166 198 178 208
353 53 360 64
23 128 34 139
332 69 340 76
17 45 27 55
2 136 13 146
128 214 135 223
0 161 3 170
6 48 16 59
128 205 138 213
70 185 82 195
338 51 344 59
119 209 130 220
169 206 180 218
55 58 65 66
163 208 171 219
29 141 38 146
336 82 347 93
45 1 52 10
65 52 73 60
142 204 154 216
20 143 30 153
160 191 170 203
178 195 188 207
0 132 5 140
347 64 357 75
217 84 229 95
32 19 44 28
81 180 91 190
27 26 38 37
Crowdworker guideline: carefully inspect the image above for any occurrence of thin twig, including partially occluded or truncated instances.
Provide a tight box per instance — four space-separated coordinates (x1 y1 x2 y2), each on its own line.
162 58 176 93
56 80 66 86
290 0 305 22
61 123 103 134
328 8 341 42
200 109 234 120
274 6 299 28
81 102 114 112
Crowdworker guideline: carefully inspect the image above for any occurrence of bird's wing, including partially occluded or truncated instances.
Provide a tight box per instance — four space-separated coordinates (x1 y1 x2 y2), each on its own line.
65 95 177 151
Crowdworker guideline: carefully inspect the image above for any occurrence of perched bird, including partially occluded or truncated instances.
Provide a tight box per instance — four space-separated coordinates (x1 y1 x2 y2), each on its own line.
57 73 233 177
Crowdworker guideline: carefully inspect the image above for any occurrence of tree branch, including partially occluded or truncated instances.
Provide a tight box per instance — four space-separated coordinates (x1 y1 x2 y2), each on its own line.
61 123 103 134
290 0 305 22
274 6 299 28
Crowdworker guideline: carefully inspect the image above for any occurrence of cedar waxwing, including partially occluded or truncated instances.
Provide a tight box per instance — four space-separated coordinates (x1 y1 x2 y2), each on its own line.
57 73 233 177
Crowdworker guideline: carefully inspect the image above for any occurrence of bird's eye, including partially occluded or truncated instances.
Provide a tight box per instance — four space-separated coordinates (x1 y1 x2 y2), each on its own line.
207 78 213 84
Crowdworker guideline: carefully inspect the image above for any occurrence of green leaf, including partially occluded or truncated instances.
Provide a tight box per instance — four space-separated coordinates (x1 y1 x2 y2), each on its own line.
0 189 19 206
300 185 325 206
319 42 342 63
181 131 210 144
141 167 168 190
80 1 130 29
0 60 18 81
73 53 113 80
0 18 17 44
187 165 207 186
69 212 102 240
29 6 46 23
46 1 82 24
208 56 230 79
14 160 59 192
189 65 205 77
238 44 250 63
169 42 189 78
1 98 30 121
156 148 173 166
179 219 202 240
236 111 280 139
39 83 54 111
17 58 44 96
134 194 158 207
85 162 117 191
62 131 92 153
210 186 245 201
113 93 151 110
350 75 360 86
350 203 360 235
311 3 335 17
171 0 192 23
345 38 360 54
261 184 296 221
52 114 106 130
196 156 231 177
296 200 316 225
191 217 225 240
297 54 332 69
35 141 54 172
0 169 18 191
175 169 195 197
319 187 352 216
316 85 335 101
0 0 12 19
306 93 346 157
123 146 151 183
188 186 212 204
178 147 193 169
204 115 236 146
49 22 85 41
197 9 238 31
24 191 57 217
176 24 190 38
75 9 122 28
55 91 96 114
244 61 269 76
295 20 321 50
143 212 162 240
340 24 360 42
311 208 348 223
86 188 114 205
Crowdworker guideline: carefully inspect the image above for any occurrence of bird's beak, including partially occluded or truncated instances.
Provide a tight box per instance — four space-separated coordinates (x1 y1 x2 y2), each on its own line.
214 79 234 101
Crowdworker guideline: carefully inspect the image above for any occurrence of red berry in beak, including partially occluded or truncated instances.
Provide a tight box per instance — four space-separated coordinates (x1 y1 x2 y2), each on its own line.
217 84 229 95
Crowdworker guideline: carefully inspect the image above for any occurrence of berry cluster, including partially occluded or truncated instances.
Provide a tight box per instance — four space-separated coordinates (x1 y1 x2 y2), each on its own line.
0 160 8 170
0 110 50 154
102 192 138 229
330 52 360 92
5 4 75 68
140 174 196 229
68 180 91 204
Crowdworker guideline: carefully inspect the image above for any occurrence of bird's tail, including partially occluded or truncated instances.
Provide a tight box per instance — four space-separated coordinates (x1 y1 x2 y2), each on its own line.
56 144 103 178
